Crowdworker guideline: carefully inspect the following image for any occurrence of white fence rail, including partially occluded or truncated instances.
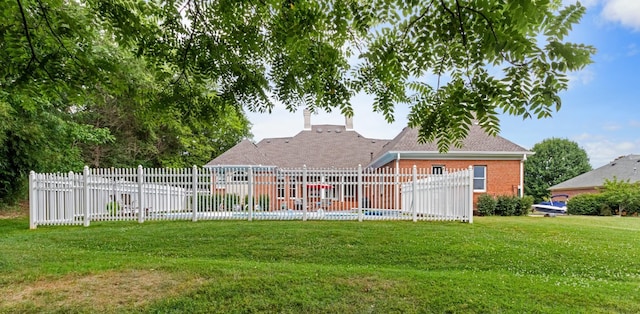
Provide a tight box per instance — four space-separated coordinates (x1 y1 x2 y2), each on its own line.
29 165 473 228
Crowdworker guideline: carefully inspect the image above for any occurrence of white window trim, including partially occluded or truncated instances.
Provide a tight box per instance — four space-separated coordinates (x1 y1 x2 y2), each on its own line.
277 177 286 199
289 177 297 199
473 165 487 192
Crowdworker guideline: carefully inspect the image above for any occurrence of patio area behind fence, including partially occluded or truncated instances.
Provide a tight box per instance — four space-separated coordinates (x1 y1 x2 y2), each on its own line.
29 165 473 228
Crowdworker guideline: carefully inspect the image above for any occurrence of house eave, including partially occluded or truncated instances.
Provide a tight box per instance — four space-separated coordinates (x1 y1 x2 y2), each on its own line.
368 151 532 168
549 185 602 191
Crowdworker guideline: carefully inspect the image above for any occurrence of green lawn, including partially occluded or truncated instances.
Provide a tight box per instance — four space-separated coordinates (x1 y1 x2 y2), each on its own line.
1 215 639 313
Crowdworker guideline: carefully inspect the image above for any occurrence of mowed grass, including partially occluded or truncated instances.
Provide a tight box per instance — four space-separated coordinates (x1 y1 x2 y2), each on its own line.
1 216 640 313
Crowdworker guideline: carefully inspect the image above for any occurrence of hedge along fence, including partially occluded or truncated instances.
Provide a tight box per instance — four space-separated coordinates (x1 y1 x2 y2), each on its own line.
477 194 534 216
567 194 640 216
567 194 610 216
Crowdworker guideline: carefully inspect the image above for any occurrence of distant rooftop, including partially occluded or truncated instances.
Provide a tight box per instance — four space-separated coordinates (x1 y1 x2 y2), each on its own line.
550 154 640 190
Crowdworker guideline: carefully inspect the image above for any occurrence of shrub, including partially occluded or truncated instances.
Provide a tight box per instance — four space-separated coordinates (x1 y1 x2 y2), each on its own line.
106 201 120 215
601 178 640 215
477 194 497 216
477 194 532 216
244 194 270 211
517 195 534 216
257 194 270 211
567 193 603 215
197 194 240 211
496 195 519 216
599 205 612 216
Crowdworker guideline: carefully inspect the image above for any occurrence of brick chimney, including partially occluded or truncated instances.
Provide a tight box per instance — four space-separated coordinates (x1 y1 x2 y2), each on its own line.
345 115 353 130
303 108 311 130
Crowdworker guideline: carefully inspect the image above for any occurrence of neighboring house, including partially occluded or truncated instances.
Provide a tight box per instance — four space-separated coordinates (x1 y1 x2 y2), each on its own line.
549 154 640 198
205 110 532 209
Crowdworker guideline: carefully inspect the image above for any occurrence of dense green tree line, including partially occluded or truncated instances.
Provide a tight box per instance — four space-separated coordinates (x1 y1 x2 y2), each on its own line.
1 0 593 203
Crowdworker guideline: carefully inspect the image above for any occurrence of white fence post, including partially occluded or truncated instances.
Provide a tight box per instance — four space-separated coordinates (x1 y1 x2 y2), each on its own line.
468 166 474 223
302 165 308 221
29 171 36 229
83 166 90 227
248 166 253 221
412 165 417 222
137 165 144 224
192 165 198 222
357 164 363 222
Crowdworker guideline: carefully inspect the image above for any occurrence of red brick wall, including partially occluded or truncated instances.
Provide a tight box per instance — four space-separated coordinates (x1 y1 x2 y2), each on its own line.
382 159 523 207
549 187 600 199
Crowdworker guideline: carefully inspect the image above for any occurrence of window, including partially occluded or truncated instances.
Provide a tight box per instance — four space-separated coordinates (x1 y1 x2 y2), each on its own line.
232 171 248 182
344 176 357 198
432 165 444 175
473 165 486 192
215 172 226 189
277 177 285 199
289 177 297 198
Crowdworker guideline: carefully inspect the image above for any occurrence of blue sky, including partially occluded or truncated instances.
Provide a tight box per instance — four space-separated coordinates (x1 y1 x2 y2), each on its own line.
246 0 640 168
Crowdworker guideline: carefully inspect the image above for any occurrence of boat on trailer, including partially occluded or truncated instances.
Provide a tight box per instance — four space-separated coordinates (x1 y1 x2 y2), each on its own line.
533 194 569 214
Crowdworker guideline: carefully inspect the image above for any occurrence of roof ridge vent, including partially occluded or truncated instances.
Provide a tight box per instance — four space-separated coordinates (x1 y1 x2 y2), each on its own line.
316 128 323 133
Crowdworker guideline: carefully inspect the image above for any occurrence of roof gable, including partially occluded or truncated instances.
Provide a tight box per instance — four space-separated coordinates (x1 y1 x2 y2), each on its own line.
205 139 274 167
368 123 530 167
256 124 389 168
382 123 528 152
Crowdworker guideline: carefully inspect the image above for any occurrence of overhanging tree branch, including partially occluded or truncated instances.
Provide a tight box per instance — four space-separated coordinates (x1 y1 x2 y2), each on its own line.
16 0 39 74
460 5 527 67
400 0 435 42
36 0 83 69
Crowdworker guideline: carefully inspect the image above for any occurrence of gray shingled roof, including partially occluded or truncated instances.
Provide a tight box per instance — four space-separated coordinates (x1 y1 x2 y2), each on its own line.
549 154 640 190
388 123 528 152
206 121 531 169
205 139 274 167
370 122 530 162
256 125 389 168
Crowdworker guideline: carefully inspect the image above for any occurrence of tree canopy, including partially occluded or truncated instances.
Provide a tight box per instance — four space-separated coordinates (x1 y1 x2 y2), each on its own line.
524 138 592 202
1 0 594 203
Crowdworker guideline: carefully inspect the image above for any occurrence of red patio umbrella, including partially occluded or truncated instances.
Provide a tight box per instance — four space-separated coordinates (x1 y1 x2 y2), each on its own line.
306 183 333 189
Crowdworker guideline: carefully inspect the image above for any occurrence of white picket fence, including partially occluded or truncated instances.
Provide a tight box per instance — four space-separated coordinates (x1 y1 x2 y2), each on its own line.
29 165 473 228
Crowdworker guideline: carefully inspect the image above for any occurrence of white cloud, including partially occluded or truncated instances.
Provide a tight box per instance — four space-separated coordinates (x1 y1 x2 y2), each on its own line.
602 123 622 131
601 0 640 31
572 133 640 167
567 66 595 87
562 0 600 7
246 92 409 142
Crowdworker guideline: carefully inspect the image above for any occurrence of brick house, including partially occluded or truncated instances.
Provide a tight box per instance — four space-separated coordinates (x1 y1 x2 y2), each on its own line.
549 154 640 198
368 124 532 206
205 110 532 210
